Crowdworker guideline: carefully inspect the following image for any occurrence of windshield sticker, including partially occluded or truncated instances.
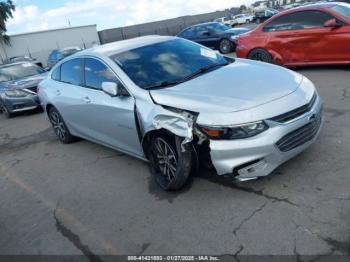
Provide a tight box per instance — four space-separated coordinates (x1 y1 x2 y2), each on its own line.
200 48 217 59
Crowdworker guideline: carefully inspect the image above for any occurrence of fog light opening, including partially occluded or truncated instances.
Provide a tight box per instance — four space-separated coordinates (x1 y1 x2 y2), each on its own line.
234 158 266 177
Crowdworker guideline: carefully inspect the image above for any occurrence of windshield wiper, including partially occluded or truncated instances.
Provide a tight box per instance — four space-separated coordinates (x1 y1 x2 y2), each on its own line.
144 62 228 90
145 80 184 90
182 62 228 82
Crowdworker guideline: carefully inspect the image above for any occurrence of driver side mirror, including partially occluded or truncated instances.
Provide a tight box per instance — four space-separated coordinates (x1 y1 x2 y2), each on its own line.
102 82 123 97
324 18 342 28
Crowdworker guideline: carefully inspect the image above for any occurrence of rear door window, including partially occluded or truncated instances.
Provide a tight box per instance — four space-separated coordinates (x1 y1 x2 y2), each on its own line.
181 27 195 38
60 58 83 86
51 66 61 81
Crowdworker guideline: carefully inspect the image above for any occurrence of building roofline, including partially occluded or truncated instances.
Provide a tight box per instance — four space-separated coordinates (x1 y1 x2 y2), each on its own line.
9 24 97 37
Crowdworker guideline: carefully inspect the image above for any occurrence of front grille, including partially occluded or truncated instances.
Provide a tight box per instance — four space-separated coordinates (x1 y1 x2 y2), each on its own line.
26 86 38 93
270 93 317 123
276 109 322 152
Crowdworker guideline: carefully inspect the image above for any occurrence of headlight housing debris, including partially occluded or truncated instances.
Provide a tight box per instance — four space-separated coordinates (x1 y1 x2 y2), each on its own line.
199 121 269 140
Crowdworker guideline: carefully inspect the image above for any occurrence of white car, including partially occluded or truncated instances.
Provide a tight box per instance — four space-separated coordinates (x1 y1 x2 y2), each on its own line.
232 14 255 25
213 17 232 26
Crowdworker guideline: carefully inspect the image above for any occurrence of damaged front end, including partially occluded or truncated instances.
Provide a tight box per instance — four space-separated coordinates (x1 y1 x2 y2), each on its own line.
134 98 214 172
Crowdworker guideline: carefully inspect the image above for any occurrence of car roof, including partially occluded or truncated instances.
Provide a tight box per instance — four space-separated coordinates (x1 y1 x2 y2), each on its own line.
258 2 347 24
60 46 81 51
78 35 176 57
279 1 343 13
178 22 224 35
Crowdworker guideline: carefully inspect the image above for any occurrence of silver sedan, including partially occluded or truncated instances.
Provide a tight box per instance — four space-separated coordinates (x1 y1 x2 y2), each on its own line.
0 62 47 118
38 36 323 191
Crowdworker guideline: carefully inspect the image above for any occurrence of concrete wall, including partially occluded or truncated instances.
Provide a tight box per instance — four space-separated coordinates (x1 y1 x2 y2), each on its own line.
0 25 100 67
99 9 239 44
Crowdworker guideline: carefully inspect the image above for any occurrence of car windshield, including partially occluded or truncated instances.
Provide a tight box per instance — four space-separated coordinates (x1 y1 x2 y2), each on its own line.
0 63 45 82
111 38 230 89
331 4 350 20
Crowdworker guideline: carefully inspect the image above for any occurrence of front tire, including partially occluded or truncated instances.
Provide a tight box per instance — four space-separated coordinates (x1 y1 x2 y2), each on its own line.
0 101 13 118
219 39 233 54
48 107 76 144
247 48 273 63
148 133 193 191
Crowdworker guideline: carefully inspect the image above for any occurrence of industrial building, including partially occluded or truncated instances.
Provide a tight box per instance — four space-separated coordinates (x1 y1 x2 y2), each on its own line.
0 24 100 67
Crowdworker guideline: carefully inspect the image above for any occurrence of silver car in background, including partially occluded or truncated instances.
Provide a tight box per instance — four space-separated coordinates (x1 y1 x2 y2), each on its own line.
0 62 47 118
38 36 323 191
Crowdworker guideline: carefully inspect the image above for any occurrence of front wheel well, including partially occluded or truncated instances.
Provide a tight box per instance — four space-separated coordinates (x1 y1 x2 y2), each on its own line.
45 104 57 119
46 104 54 113
142 129 175 159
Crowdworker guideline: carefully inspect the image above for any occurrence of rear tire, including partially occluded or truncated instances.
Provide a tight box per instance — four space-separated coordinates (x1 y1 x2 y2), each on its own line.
148 133 193 191
48 107 77 144
219 39 234 54
247 48 273 63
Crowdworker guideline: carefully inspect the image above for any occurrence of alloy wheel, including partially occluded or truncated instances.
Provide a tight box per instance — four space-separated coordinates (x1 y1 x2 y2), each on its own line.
154 137 178 183
252 52 268 62
49 111 66 141
220 40 232 54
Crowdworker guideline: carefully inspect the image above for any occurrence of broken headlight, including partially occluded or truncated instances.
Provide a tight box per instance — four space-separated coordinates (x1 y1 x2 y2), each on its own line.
199 121 269 140
4 89 29 97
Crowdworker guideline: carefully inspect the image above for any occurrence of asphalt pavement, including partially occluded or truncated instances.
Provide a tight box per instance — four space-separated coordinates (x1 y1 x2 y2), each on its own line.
0 65 349 258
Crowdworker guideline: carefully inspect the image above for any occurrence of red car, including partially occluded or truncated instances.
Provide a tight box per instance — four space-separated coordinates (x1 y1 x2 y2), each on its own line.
236 2 350 67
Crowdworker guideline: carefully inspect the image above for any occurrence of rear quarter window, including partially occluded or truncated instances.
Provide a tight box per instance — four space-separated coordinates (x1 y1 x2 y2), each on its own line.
51 66 61 81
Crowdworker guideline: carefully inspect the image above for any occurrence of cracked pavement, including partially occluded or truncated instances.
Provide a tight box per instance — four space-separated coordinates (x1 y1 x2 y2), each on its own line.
0 66 349 257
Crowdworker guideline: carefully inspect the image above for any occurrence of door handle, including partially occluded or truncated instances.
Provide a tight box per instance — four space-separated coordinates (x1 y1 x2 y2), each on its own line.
84 96 91 104
56 90 61 96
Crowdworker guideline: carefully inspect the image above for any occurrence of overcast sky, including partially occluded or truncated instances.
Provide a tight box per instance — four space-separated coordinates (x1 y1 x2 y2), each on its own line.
8 0 255 34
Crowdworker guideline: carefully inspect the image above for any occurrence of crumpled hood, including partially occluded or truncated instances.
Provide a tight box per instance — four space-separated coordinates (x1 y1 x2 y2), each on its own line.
1 73 48 90
150 59 303 113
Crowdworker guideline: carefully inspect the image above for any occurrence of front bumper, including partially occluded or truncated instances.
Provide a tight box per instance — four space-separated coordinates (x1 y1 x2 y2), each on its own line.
209 95 323 180
3 94 41 113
